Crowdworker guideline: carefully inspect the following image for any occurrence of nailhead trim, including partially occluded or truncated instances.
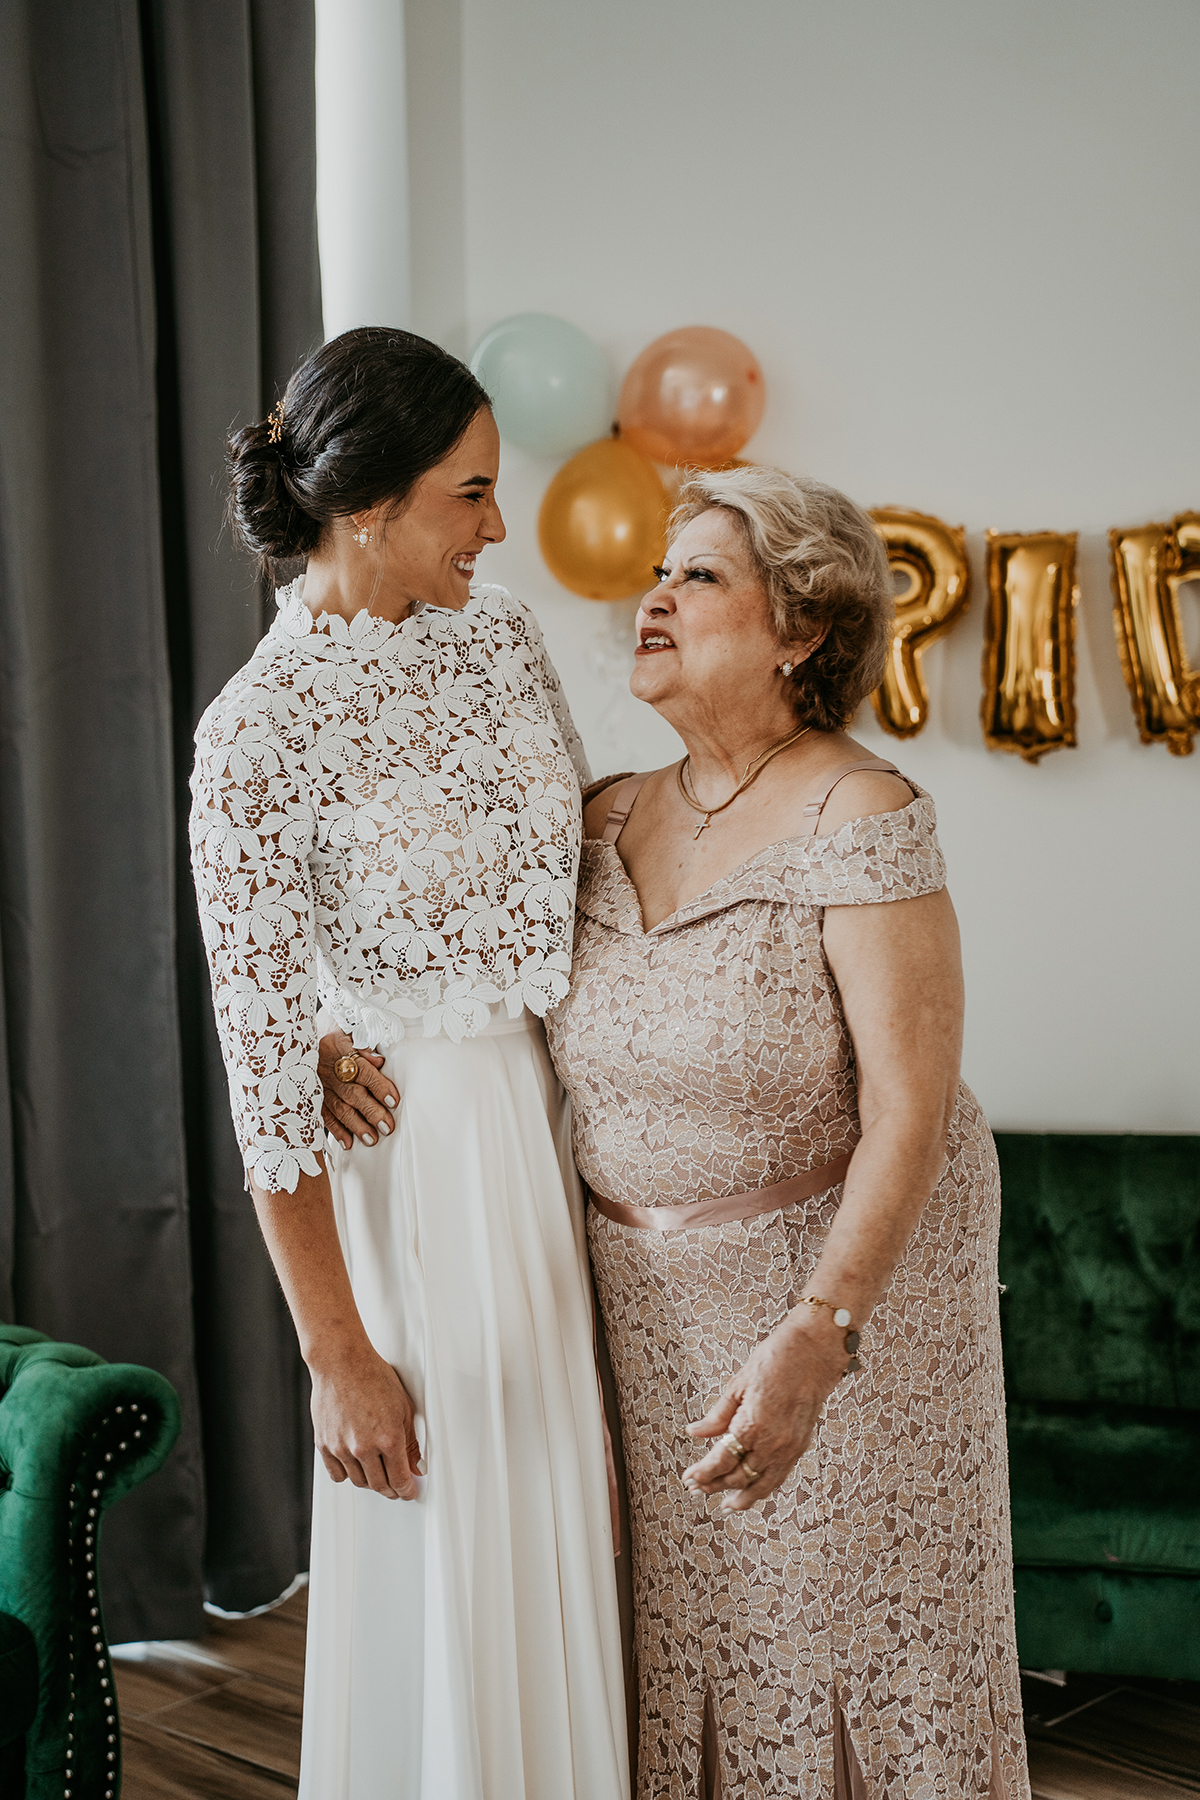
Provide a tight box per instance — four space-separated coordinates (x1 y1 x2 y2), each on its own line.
65 1403 157 1799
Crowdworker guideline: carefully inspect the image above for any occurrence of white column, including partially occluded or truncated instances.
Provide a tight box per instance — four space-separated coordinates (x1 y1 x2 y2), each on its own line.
314 0 411 338
404 0 467 355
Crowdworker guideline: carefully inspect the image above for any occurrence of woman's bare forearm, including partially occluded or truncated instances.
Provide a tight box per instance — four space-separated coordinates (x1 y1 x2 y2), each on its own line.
250 1161 372 1373
251 1161 421 1498
794 885 966 1346
792 1098 953 1334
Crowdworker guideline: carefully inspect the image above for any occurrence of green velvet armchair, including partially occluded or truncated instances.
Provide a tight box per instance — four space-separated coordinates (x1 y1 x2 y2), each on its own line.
0 1325 181 1799
997 1133 1200 1679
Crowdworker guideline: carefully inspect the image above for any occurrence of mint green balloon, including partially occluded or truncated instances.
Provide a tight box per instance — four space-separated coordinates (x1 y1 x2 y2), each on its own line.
470 313 612 458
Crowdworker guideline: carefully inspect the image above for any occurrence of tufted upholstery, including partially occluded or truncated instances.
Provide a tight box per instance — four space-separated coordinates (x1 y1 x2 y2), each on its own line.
0 1324 181 1799
997 1134 1200 1677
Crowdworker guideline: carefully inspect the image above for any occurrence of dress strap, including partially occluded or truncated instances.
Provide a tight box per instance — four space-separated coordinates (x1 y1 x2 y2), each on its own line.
599 773 651 845
801 757 913 837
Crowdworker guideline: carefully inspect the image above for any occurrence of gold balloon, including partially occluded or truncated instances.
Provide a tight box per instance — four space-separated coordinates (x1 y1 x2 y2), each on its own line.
538 438 667 601
869 508 970 736
618 327 766 466
1109 513 1200 755
981 531 1079 762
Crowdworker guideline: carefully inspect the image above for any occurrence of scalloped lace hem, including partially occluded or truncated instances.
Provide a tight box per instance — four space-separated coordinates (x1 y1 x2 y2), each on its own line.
246 1143 323 1195
322 964 570 1049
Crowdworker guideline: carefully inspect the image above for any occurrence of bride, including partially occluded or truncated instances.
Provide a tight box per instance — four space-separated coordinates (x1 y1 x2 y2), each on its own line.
190 326 628 1799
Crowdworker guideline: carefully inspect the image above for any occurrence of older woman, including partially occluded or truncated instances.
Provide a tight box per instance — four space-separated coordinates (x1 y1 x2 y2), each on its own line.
544 467 1029 1799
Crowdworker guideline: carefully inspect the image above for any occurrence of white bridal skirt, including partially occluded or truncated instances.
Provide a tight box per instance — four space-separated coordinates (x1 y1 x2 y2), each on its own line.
297 1007 629 1800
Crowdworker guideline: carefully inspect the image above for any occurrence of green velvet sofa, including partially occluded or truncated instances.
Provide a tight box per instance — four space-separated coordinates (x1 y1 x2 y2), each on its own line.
0 1325 181 1799
996 1132 1200 1679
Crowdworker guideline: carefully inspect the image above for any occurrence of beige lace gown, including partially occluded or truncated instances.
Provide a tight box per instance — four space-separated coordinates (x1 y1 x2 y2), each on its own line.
544 779 1029 1800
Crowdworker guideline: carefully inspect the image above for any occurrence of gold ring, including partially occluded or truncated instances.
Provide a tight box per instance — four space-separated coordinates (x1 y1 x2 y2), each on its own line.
333 1054 360 1084
741 1463 763 1483
718 1433 747 1460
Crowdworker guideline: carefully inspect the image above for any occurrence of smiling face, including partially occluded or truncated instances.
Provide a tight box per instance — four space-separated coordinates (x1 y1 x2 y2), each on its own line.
366 407 506 612
631 508 810 736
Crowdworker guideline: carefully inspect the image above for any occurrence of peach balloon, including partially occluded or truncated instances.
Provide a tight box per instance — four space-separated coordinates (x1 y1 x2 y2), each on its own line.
618 327 766 466
538 438 667 601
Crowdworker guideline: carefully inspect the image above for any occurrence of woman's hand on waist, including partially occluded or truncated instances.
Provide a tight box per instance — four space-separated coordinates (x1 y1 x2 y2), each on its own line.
318 1031 400 1150
682 1308 848 1511
309 1337 423 1501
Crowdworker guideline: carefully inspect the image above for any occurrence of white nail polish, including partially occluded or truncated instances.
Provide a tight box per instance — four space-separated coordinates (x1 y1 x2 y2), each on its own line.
386 1095 398 1108
377 1118 391 1134
362 1134 375 1145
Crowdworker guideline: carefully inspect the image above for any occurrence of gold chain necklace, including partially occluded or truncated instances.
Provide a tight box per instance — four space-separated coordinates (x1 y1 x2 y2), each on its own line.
676 724 812 839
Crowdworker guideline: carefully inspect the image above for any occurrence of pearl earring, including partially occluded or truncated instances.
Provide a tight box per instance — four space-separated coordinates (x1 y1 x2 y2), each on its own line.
779 661 795 677
351 520 373 547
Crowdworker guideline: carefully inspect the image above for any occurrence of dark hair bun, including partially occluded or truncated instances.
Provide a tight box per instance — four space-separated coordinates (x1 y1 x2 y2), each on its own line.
226 420 323 564
227 327 491 576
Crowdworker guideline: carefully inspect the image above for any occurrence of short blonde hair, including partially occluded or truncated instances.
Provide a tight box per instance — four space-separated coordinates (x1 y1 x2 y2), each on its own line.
669 465 893 731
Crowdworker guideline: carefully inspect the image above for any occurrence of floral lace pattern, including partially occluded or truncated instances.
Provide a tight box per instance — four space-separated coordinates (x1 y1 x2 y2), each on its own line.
544 796 1029 1800
191 582 589 1193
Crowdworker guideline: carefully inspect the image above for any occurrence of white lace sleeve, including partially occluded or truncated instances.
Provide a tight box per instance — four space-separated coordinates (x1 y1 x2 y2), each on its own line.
503 593 592 787
190 709 325 1194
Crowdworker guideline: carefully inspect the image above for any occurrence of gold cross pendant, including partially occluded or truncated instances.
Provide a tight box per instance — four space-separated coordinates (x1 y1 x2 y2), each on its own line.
694 816 712 839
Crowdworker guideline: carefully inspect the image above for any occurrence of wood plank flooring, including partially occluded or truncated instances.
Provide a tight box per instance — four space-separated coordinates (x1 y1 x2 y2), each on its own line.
113 1589 306 1798
1023 1670 1200 1798
113 1590 1200 1796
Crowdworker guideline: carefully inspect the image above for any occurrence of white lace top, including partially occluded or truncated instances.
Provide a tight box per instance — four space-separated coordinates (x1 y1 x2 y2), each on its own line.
190 580 591 1193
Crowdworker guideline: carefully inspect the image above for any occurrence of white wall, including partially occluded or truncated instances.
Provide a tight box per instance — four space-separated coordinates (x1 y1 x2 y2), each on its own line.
319 0 1200 1131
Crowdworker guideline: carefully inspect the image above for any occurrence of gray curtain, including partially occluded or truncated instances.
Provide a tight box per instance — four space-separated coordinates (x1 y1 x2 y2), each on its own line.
0 0 323 1640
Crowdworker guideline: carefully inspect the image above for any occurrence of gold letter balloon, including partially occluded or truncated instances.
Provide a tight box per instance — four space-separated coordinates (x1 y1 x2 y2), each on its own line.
981 531 1079 762
869 508 970 736
538 438 668 601
1109 513 1200 755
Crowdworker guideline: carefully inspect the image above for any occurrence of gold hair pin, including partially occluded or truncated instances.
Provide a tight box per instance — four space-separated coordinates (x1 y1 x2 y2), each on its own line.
267 399 286 445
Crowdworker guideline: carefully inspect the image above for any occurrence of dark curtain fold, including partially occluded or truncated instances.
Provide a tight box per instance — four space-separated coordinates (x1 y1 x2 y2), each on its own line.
0 0 323 1640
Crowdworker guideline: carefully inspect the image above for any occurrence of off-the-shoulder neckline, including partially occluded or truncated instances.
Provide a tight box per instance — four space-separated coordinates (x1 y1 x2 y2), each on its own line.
586 789 931 935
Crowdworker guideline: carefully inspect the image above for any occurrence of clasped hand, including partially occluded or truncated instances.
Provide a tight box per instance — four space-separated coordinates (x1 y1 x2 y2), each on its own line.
318 1031 400 1149
683 1311 848 1511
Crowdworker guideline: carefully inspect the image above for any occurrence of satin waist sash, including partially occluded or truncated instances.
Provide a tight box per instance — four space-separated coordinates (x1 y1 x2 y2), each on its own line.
588 1149 856 1233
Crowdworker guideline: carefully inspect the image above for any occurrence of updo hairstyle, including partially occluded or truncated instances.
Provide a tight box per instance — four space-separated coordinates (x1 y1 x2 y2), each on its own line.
227 326 491 574
669 466 893 731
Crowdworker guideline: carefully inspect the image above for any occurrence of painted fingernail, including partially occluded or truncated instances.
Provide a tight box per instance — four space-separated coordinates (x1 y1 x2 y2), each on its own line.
377 1117 391 1134
362 1133 375 1145
386 1095 398 1108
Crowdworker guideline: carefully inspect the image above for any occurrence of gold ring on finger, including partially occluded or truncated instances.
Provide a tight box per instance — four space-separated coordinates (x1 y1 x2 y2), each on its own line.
718 1432 747 1460
334 1054 360 1083
741 1463 762 1482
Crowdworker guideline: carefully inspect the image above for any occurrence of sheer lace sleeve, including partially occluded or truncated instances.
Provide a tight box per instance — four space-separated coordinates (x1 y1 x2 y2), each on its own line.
500 591 592 787
190 708 325 1195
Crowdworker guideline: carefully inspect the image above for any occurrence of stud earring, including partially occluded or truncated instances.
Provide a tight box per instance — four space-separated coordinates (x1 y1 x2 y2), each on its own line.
779 661 795 677
351 518 373 547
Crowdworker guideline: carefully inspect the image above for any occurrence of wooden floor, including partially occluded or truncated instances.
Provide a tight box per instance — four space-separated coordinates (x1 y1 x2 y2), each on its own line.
1022 1670 1200 1798
113 1589 307 1798
113 1590 1200 1797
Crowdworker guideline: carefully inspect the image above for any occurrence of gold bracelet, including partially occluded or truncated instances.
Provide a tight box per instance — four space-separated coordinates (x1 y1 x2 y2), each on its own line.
799 1294 863 1372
